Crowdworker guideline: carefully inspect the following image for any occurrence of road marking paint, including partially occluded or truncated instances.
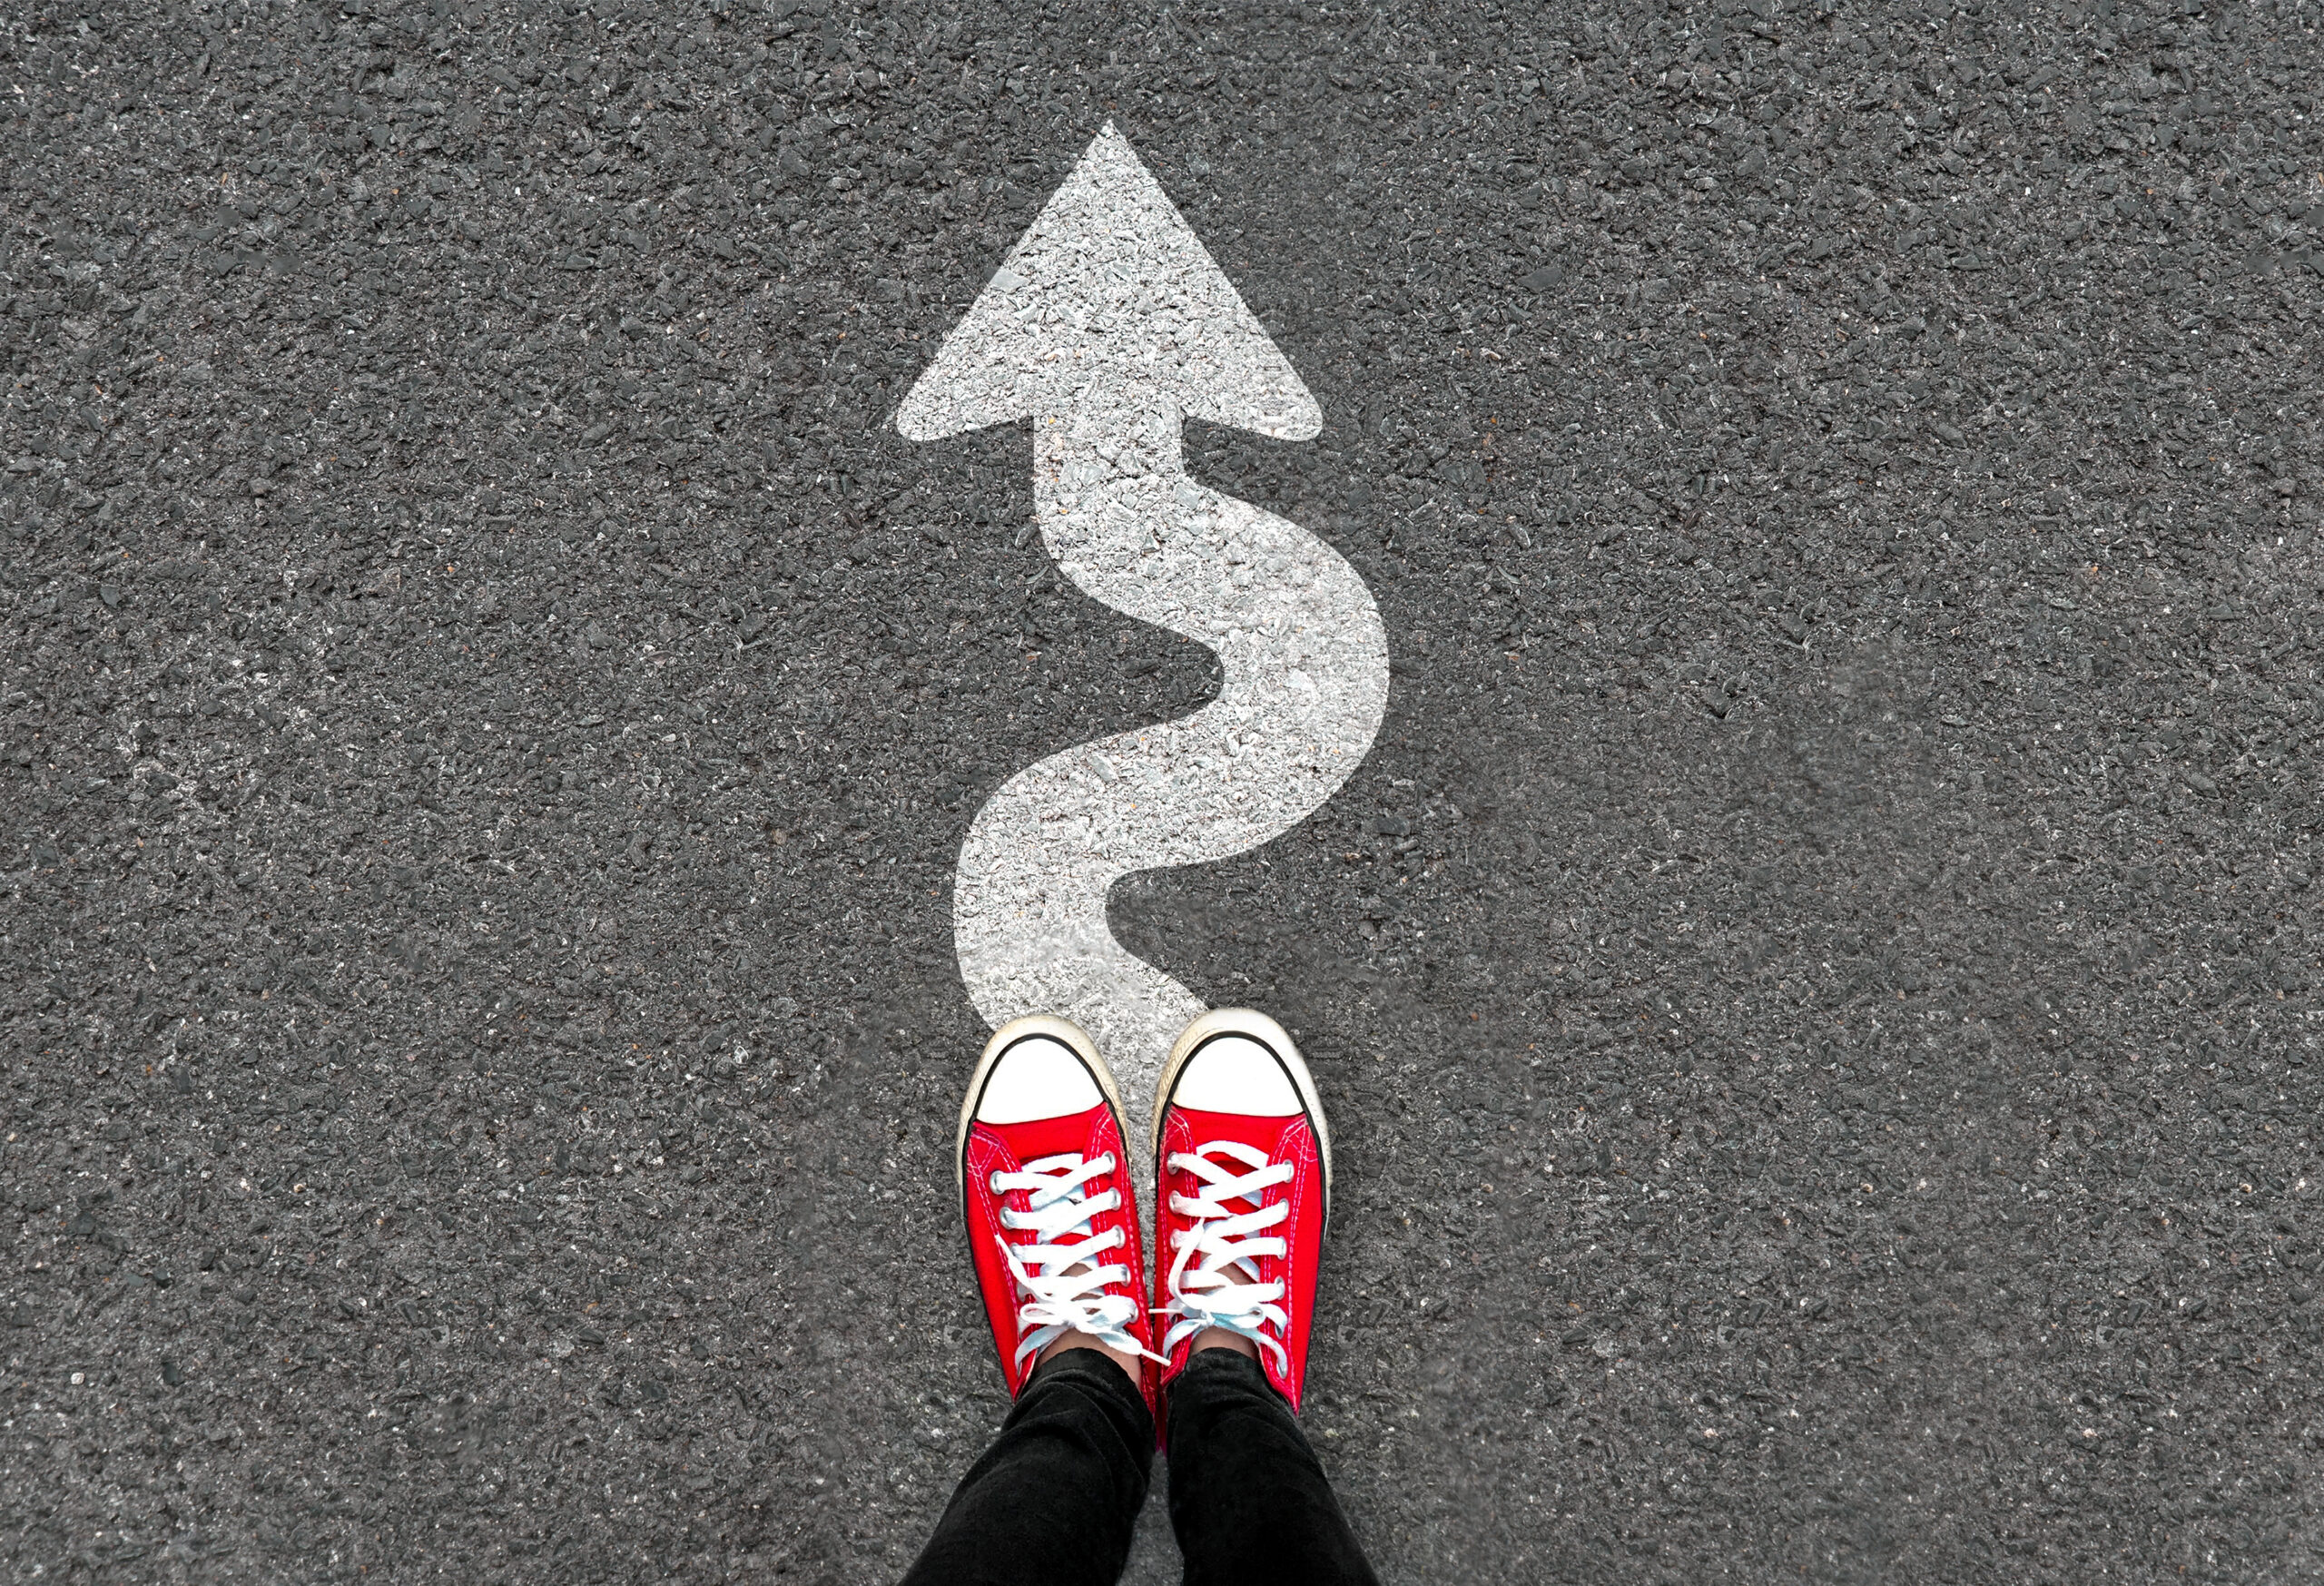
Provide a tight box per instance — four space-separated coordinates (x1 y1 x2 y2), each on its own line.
900 123 1388 1110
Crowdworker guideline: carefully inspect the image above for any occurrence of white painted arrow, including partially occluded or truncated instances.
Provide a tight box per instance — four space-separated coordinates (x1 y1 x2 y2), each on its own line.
899 123 1389 1110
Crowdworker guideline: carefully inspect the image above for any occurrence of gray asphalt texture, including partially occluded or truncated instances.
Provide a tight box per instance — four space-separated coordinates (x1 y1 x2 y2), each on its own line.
5 1 2322 1581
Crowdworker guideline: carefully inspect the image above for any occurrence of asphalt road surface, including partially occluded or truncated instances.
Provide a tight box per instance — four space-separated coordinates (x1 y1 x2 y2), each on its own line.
6 2 2323 1581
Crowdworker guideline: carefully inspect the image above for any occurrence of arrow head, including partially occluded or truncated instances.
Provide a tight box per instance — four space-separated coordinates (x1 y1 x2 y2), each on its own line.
898 123 1321 443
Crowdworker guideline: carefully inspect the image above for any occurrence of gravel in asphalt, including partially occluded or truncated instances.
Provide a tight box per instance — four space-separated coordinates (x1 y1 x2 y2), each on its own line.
4 2 2322 1581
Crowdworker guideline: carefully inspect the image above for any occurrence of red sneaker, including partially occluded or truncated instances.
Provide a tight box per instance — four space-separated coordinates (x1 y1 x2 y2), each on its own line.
957 1016 1157 1405
1150 1009 1334 1414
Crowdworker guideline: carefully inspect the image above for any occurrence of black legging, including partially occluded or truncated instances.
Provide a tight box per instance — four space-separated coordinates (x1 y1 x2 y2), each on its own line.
900 1348 1379 1586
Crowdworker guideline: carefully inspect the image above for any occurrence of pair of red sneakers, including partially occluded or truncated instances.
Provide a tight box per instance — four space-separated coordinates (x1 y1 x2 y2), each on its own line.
955 1009 1334 1423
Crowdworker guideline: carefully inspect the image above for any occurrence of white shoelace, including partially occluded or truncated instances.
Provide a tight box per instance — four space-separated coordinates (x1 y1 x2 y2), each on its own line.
990 1151 1158 1372
1157 1139 1296 1374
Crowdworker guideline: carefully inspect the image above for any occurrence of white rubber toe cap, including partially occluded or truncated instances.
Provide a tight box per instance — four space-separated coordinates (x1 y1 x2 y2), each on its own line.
975 1036 1102 1124
1171 1035 1301 1116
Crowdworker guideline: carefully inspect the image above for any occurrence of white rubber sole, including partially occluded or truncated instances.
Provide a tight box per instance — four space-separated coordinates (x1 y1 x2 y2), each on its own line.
1152 1008 1332 1222
954 1014 1128 1202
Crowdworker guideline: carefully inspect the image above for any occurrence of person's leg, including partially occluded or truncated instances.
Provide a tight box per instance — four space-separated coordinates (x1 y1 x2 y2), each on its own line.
1164 1345 1378 1586
900 1348 1154 1586
1148 1010 1379 1586
902 1016 1166 1586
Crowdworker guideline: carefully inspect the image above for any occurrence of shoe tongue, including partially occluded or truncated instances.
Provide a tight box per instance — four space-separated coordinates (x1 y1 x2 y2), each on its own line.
986 1102 1112 1168
1174 1107 1289 1207
1173 1106 1288 1156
